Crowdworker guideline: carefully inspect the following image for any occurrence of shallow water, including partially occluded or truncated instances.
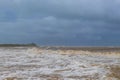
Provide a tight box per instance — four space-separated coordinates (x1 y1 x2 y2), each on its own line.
0 47 120 80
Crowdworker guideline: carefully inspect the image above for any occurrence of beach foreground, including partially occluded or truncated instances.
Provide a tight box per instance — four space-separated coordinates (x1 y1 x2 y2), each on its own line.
0 47 120 80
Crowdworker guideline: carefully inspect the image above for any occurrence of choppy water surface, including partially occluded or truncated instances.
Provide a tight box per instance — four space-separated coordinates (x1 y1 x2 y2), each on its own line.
0 47 120 80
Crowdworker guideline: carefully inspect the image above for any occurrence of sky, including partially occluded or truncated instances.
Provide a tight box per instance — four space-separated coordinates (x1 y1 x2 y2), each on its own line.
0 0 120 46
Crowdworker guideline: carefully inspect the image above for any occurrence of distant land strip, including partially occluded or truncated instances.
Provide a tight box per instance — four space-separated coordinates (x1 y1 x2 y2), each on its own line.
0 43 37 47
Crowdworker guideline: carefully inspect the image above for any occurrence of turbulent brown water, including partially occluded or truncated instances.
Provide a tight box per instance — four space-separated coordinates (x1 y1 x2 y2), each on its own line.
0 47 120 80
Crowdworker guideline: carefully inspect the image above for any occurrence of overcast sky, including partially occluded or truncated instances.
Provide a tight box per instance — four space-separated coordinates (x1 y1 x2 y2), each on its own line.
0 0 120 46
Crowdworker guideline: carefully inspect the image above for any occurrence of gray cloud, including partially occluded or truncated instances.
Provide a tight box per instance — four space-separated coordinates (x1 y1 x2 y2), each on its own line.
0 0 120 46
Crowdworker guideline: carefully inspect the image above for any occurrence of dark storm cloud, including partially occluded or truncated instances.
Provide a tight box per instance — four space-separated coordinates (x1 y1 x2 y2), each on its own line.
0 0 120 46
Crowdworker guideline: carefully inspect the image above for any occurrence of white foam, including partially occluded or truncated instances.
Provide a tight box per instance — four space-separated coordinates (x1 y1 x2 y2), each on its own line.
0 47 119 80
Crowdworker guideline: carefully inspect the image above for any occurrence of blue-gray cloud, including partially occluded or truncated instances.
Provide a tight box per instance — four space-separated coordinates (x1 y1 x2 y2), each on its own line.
0 0 120 46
